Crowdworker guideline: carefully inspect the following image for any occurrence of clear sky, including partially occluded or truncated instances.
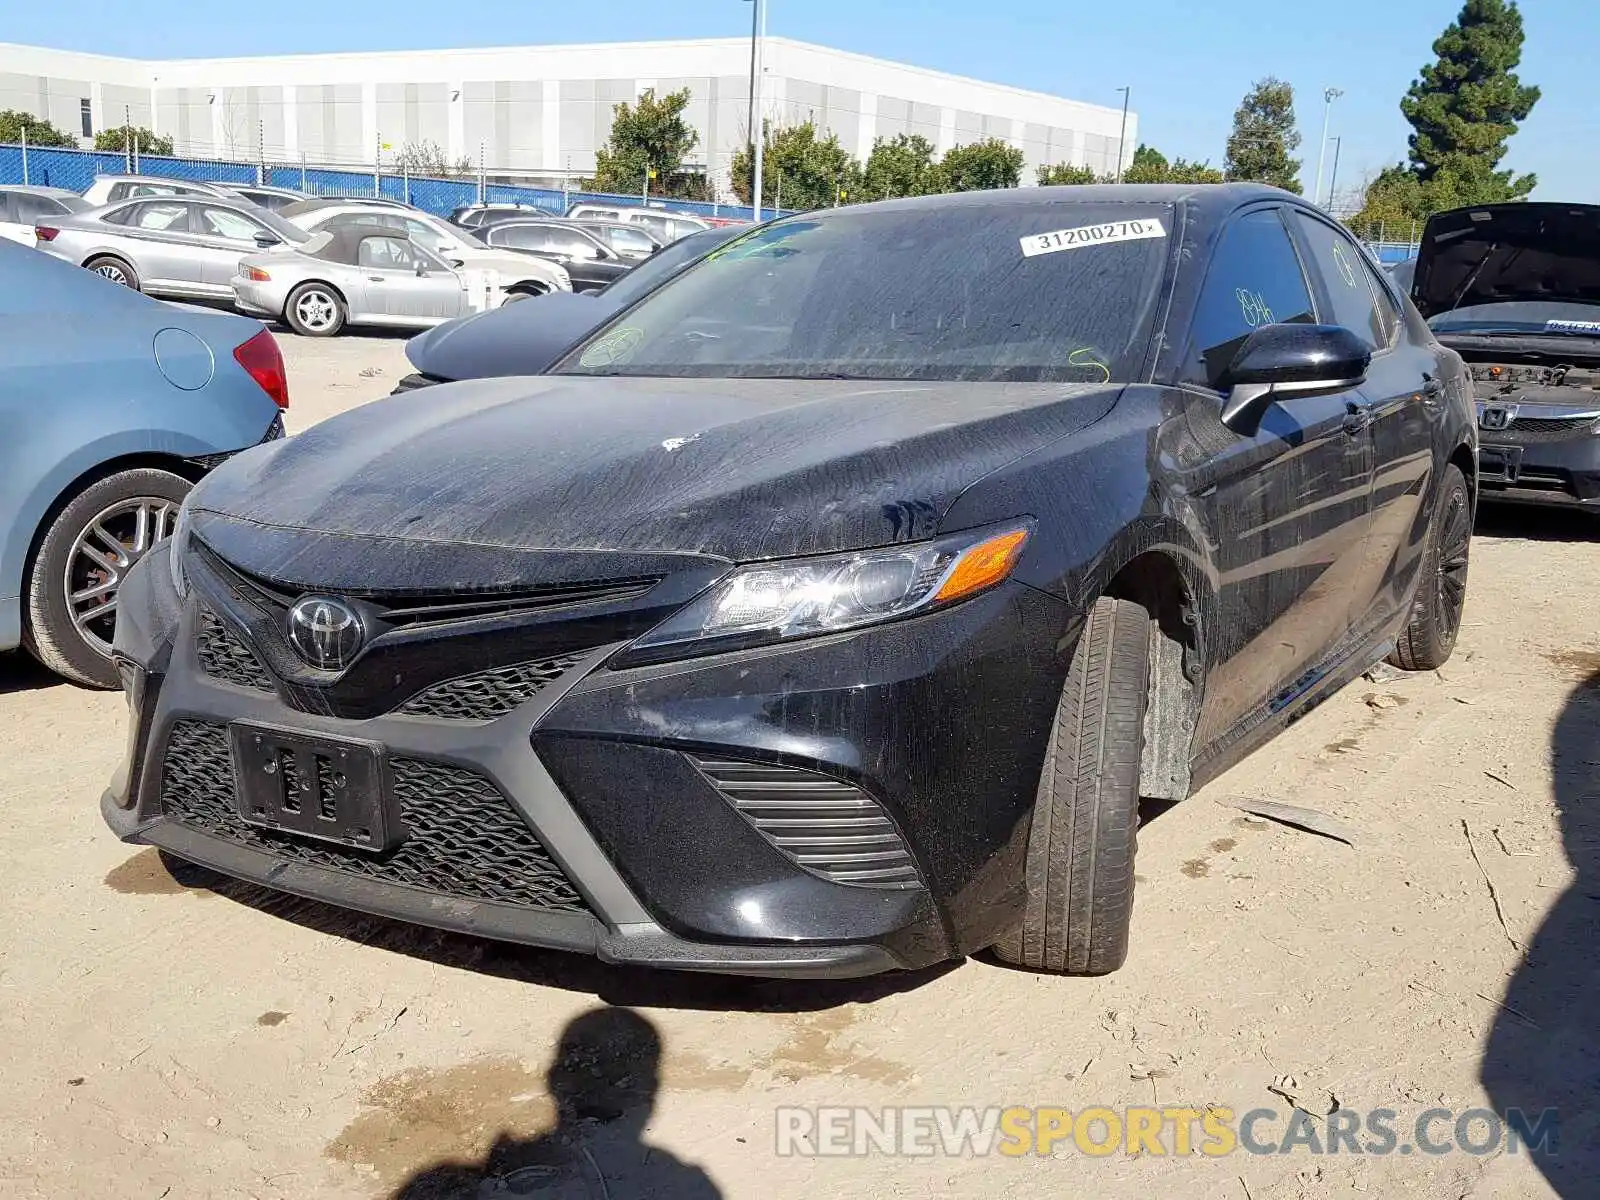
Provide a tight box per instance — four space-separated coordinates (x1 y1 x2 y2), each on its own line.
2 0 1591 206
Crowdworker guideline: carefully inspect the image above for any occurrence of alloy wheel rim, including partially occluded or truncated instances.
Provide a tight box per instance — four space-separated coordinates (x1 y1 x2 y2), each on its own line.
94 263 129 285
64 497 179 657
1436 487 1471 640
295 290 337 331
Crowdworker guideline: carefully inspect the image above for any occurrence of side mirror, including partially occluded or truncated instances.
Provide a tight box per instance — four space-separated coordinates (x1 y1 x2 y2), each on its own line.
1218 324 1372 435
414 262 428 276
253 233 281 249
447 258 465 269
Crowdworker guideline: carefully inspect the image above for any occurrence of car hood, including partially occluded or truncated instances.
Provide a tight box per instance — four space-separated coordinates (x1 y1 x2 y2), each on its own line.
404 292 615 380
455 246 567 283
1413 202 1600 319
192 375 1122 569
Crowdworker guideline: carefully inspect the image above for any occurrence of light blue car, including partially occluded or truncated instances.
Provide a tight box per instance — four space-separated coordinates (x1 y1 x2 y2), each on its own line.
1 239 288 687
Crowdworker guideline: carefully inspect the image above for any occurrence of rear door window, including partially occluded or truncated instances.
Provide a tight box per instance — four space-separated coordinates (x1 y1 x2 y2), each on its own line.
130 202 190 233
13 193 68 222
1188 208 1316 387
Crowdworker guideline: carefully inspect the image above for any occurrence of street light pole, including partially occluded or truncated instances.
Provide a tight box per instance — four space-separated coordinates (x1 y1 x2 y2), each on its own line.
1326 136 1343 212
1114 87 1130 183
751 0 767 220
745 0 758 170
1313 87 1343 208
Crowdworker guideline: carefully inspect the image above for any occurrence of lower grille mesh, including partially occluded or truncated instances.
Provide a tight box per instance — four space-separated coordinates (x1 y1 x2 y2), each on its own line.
1503 414 1597 442
160 720 589 913
689 754 922 888
195 609 274 692
398 654 587 721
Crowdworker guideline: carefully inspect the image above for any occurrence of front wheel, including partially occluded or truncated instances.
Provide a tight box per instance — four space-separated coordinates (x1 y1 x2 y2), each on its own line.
24 468 191 688
1389 462 1471 671
992 596 1152 975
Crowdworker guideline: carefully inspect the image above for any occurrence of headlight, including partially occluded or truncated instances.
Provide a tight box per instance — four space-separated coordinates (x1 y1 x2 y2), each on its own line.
167 499 192 600
623 522 1032 664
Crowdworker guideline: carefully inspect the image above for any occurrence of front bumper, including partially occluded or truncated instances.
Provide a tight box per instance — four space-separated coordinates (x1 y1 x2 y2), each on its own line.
230 278 286 321
106 541 1071 977
1476 415 1600 509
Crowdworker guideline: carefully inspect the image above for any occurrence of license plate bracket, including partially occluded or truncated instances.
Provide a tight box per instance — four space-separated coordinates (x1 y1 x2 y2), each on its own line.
229 722 400 852
1479 444 1523 484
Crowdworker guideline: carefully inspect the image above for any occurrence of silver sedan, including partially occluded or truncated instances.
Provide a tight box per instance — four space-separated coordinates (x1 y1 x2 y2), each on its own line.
233 226 518 337
34 196 309 300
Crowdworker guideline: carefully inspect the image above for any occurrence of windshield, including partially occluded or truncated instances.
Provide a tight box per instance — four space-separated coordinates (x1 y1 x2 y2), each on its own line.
557 202 1173 382
1429 300 1600 337
597 226 745 305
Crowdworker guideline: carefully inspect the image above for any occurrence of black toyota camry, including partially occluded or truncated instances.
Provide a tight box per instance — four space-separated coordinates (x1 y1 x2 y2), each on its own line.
105 185 1476 978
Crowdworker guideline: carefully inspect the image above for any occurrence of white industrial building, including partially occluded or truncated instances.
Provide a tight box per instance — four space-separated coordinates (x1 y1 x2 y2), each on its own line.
0 38 1136 191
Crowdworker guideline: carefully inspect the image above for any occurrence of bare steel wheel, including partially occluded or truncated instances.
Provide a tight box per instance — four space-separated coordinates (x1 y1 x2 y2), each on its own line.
285 282 346 337
25 468 191 688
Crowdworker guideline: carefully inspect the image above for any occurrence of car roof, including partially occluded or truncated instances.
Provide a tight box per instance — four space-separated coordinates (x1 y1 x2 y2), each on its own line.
840 181 1295 217
280 197 419 218
305 225 414 265
0 184 81 198
91 174 227 191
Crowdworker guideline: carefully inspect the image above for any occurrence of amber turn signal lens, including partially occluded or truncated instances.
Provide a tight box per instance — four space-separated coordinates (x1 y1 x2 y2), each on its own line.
934 527 1031 603
244 267 272 282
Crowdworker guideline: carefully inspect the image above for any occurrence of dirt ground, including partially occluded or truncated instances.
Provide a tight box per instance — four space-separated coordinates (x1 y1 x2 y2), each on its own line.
2 331 1595 1199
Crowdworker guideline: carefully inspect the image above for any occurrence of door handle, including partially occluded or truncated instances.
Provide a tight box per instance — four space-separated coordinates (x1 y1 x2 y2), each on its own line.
367 276 384 282
1341 401 1372 435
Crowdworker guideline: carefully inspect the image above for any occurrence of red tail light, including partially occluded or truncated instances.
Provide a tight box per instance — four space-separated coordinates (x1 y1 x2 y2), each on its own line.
34 226 59 242
232 328 289 410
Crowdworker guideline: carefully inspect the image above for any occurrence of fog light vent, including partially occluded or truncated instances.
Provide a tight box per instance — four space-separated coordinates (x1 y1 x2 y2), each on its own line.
687 755 921 889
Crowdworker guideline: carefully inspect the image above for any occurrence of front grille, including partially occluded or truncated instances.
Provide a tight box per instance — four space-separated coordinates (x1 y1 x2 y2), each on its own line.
195 608 274 692
398 653 587 721
1504 414 1598 441
689 755 922 888
159 720 589 913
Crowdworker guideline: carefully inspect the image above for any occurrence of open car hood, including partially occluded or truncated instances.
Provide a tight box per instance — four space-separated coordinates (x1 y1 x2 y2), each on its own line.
1413 203 1600 320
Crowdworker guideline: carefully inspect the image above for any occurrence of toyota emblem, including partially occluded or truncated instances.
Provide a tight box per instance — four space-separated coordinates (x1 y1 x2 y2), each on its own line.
286 596 366 670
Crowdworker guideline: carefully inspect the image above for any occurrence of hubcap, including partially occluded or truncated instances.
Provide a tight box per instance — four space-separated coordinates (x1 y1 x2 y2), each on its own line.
65 498 179 657
1436 486 1471 641
295 290 337 331
94 263 129 286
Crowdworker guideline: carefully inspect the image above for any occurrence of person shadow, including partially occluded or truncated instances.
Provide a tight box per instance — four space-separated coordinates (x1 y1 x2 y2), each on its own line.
392 1006 723 1200
1480 670 1600 1194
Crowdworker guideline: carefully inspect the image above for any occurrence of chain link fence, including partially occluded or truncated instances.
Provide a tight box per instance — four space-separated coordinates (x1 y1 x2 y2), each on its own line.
0 141 768 223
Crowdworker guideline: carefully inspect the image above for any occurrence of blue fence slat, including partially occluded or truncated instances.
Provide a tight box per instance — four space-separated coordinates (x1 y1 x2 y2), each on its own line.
0 141 779 222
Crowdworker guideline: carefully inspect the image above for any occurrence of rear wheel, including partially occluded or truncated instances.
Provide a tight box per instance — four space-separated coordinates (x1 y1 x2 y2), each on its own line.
993 596 1151 975
1390 462 1471 671
85 255 139 290
285 282 346 337
24 468 191 688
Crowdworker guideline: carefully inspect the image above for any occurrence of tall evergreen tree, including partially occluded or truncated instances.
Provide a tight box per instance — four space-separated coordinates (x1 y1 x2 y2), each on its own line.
1224 78 1302 193
1401 0 1539 197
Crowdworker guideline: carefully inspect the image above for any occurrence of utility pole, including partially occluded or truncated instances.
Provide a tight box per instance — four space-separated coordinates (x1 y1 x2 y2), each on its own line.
751 0 767 221
745 0 759 172
1313 87 1343 208
1114 87 1130 183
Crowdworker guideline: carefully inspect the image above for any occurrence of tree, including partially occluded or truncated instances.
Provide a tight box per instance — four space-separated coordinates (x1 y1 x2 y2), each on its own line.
934 138 1025 192
1037 162 1100 186
1403 0 1539 197
93 125 174 156
730 121 862 211
1037 144 1224 187
861 133 939 200
1345 0 1540 233
0 110 75 147
587 87 701 198
391 139 471 177
1224 78 1303 193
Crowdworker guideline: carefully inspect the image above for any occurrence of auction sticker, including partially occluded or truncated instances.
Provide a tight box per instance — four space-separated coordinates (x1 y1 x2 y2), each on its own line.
1546 319 1600 335
1021 218 1167 258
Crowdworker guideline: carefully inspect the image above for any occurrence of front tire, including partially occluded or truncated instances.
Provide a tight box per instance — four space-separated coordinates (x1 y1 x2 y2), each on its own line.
993 596 1151 975
284 282 346 337
1389 462 1471 671
23 468 191 689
